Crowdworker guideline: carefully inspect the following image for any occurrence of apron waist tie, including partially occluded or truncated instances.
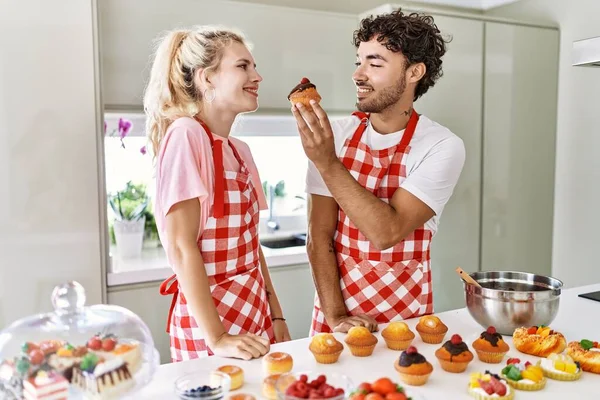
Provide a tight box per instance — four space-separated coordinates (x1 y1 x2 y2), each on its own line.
159 274 179 334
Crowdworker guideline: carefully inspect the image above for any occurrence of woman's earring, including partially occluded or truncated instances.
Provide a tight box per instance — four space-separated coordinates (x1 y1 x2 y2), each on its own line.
203 88 216 103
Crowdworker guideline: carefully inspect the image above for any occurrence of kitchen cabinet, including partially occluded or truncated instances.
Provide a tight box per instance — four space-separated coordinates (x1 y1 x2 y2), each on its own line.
481 22 559 275
108 263 314 364
99 0 358 111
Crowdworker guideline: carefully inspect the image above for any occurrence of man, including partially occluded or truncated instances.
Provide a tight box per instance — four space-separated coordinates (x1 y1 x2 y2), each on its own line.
291 9 465 334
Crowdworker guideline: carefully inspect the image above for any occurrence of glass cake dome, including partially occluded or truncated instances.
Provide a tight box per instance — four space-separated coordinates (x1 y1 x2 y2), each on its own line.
0 281 159 399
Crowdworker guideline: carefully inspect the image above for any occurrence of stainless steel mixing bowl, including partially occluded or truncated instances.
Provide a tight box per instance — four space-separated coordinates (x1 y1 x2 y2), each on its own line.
463 271 563 335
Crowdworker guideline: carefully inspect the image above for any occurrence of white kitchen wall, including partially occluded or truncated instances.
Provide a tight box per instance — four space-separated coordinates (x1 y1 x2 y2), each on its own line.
487 0 600 288
0 0 104 327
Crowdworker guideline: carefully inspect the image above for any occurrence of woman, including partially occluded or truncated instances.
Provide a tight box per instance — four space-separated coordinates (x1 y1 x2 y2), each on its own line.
144 26 291 362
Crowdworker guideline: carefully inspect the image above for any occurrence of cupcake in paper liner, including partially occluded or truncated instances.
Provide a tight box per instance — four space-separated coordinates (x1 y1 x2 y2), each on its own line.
394 346 433 386
415 315 448 344
501 358 547 391
537 353 582 381
308 333 344 364
344 326 378 357
472 326 509 364
467 371 514 400
381 322 415 351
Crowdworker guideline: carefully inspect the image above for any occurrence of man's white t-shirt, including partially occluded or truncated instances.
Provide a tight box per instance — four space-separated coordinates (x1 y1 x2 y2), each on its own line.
305 114 466 234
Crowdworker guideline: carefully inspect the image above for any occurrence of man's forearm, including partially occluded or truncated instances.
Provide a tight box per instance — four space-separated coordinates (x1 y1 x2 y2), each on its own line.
307 234 347 327
318 160 398 249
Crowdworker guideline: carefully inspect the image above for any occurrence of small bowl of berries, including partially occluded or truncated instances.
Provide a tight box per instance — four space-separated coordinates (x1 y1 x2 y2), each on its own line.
275 372 353 400
174 370 231 400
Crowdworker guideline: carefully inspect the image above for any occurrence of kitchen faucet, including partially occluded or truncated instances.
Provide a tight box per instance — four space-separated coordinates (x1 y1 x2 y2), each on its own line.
266 185 280 233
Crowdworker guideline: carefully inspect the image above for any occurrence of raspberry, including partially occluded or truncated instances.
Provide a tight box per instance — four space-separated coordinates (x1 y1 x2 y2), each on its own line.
406 346 417 355
486 326 497 335
300 77 310 84
450 334 462 345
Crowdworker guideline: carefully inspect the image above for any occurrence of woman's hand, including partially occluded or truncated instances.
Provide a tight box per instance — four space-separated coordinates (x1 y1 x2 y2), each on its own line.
211 332 270 360
273 319 292 343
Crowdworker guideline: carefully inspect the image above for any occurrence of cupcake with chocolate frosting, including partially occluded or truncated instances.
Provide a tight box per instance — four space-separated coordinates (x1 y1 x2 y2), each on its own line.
472 326 510 364
288 77 321 107
435 334 474 373
394 346 433 386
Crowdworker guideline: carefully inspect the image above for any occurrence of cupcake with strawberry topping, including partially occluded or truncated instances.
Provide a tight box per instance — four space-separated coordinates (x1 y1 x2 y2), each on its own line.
435 334 474 373
288 77 322 107
501 358 546 391
472 326 509 364
468 371 513 400
394 346 433 386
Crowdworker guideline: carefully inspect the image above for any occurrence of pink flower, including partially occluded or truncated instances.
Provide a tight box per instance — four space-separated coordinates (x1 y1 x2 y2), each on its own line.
118 118 132 139
140 146 147 155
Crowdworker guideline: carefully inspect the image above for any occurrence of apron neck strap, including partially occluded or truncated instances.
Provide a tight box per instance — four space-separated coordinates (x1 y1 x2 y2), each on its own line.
350 110 420 148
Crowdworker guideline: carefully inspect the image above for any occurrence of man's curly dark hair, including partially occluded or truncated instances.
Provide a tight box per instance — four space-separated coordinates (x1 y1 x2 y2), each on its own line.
353 9 451 101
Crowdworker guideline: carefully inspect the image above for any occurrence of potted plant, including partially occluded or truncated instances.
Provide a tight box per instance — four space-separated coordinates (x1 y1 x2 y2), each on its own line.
109 181 148 258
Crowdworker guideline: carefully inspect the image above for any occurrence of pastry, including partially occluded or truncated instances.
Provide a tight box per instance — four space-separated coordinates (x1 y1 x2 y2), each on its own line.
47 343 88 381
262 352 293 376
394 346 433 386
71 354 135 399
344 326 378 357
87 334 142 374
537 352 582 381
381 322 415 351
262 374 280 400
308 333 344 364
217 365 245 390
228 394 256 400
23 370 69 400
415 315 448 344
513 325 566 357
472 326 509 364
566 339 600 374
500 358 546 391
435 334 474 373
468 371 513 400
288 77 321 107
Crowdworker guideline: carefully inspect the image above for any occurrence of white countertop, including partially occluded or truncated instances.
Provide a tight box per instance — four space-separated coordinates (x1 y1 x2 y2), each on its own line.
107 242 308 287
136 283 600 399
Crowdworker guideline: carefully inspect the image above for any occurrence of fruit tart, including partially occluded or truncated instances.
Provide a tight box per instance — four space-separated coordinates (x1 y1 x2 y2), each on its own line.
566 339 600 374
472 326 509 364
537 353 582 381
468 371 514 400
394 346 433 386
513 325 566 357
500 358 546 391
435 334 474 373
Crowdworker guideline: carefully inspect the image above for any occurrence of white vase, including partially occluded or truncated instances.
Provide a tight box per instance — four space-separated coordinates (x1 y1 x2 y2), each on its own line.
113 216 145 259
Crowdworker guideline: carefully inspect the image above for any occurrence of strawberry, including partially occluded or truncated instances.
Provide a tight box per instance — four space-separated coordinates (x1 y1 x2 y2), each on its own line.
87 336 102 351
495 382 507 396
594 341 599 349
525 361 532 367
489 376 505 396
486 326 497 335
478 380 494 395
29 349 45 365
300 77 310 84
102 337 117 352
406 346 417 355
527 326 538 335
450 334 462 345
507 358 520 365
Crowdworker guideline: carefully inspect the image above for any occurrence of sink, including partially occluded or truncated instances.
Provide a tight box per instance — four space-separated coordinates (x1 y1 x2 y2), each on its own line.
260 233 306 249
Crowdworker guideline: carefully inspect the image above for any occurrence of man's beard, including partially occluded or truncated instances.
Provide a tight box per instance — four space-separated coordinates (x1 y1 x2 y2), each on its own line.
356 75 406 113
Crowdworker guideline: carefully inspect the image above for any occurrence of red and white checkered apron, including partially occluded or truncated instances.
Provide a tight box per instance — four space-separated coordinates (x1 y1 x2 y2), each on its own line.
310 111 434 335
160 120 274 361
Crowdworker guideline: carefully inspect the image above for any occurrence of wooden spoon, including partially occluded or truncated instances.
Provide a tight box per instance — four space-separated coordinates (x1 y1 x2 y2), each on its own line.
456 267 481 288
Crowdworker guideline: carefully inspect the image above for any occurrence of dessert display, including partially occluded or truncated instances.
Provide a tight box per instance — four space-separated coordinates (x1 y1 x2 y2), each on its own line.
566 339 600 374
537 353 582 381
472 326 509 364
344 326 378 357
435 334 474 373
394 346 433 386
308 333 344 364
512 325 567 357
500 358 546 391
283 373 346 399
349 378 413 400
217 365 245 390
415 315 448 344
0 282 158 400
262 352 293 376
288 77 322 107
468 371 513 400
381 322 415 351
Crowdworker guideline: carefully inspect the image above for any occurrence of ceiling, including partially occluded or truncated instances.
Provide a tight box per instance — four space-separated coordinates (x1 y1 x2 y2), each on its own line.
230 0 522 14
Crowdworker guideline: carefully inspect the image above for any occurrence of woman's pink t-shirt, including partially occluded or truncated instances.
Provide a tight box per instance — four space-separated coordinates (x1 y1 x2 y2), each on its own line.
154 117 267 256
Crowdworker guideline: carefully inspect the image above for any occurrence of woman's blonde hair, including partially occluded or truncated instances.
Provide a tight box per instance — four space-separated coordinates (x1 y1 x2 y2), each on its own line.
143 26 247 157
